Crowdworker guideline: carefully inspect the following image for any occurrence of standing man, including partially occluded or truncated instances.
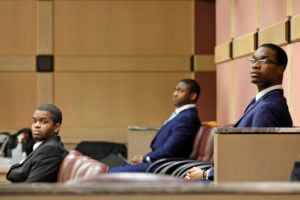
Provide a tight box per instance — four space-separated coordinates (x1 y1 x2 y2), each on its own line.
186 43 293 181
7 104 68 182
109 79 201 172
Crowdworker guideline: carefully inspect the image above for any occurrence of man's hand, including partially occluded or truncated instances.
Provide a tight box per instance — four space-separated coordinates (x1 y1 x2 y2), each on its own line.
185 167 205 180
131 154 143 164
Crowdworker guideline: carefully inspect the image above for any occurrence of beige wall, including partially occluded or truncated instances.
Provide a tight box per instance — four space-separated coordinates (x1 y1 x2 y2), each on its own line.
0 0 216 146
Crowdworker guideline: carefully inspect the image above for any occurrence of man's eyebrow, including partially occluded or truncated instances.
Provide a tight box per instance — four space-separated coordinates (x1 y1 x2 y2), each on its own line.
252 55 270 59
32 117 47 120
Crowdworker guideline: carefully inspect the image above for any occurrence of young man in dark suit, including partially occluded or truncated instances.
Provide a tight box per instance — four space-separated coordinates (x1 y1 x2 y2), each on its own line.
6 104 68 182
109 79 201 172
186 43 293 181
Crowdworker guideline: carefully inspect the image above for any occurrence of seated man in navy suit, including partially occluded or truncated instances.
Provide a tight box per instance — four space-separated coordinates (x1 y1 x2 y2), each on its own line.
6 104 68 182
185 43 293 181
109 79 201 172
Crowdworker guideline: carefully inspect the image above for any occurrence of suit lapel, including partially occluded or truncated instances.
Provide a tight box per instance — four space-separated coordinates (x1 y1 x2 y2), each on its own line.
234 98 258 127
234 89 283 127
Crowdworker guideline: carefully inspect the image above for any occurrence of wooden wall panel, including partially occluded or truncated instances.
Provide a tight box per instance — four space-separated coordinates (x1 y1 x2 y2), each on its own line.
55 56 191 72
233 57 256 123
291 43 300 126
37 1 53 55
37 73 53 105
232 32 256 59
54 72 192 142
216 62 232 126
0 56 35 72
291 15 300 43
195 0 215 54
259 0 287 29
216 0 231 45
234 0 257 38
54 1 193 56
195 72 216 122
0 73 37 128
292 0 300 15
0 1 36 56
215 41 231 64
258 21 288 46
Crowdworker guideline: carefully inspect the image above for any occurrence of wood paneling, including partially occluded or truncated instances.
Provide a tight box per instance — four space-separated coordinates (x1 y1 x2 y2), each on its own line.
216 62 232 125
258 21 288 46
37 1 53 55
194 55 215 72
291 43 300 126
216 0 231 45
54 72 192 142
0 56 35 72
55 56 191 72
195 71 216 122
233 57 257 122
54 1 193 56
0 1 36 56
60 127 128 144
232 32 256 59
292 0 300 15
291 15 300 43
195 0 215 54
37 73 53 105
0 72 37 128
234 0 257 38
215 41 231 64
259 0 287 29
215 133 300 182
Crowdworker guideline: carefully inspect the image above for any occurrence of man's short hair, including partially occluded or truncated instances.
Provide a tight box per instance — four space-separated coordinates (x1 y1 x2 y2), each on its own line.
179 79 201 102
259 43 288 69
36 104 62 124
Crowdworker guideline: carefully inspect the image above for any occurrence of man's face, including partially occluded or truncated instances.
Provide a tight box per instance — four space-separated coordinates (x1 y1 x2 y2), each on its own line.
250 46 284 91
172 82 195 107
31 110 60 141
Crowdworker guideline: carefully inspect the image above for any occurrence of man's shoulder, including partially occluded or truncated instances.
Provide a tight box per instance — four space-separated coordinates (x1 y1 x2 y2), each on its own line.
36 136 67 154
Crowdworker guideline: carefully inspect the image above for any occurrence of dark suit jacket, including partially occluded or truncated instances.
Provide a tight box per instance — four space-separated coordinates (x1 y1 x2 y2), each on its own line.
109 107 201 172
207 90 293 181
6 136 68 183
143 107 201 162
234 89 293 127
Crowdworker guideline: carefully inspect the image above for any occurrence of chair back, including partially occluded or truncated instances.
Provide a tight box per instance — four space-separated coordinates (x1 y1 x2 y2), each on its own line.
189 125 214 162
57 150 109 183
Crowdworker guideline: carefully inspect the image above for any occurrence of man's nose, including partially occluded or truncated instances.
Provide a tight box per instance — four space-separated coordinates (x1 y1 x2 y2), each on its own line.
252 61 261 69
34 121 41 127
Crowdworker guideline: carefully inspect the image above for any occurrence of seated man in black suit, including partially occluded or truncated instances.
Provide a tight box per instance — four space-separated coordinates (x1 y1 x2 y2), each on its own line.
6 104 68 183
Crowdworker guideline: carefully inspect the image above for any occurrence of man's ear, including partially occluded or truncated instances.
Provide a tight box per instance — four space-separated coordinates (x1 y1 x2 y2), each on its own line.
190 93 197 102
278 65 285 73
54 123 61 135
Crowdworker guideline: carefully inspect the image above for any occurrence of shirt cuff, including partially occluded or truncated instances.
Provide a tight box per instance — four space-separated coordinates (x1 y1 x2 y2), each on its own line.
145 156 151 163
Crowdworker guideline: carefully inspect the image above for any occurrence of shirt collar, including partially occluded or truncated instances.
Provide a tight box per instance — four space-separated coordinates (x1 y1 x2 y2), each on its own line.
175 104 195 114
33 141 44 151
256 85 283 101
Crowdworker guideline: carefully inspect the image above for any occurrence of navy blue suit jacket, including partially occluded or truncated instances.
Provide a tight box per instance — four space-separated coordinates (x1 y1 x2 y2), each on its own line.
143 107 201 162
109 107 201 172
207 89 293 182
235 89 293 127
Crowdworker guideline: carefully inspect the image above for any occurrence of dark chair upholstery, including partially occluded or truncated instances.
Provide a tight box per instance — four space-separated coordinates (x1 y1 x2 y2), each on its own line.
57 150 109 183
146 124 215 176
